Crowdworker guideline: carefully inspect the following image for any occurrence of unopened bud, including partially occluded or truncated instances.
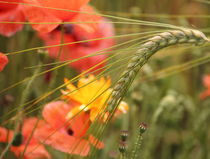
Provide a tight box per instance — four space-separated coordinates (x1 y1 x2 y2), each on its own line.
139 122 147 134
119 141 127 153
12 132 23 146
120 130 128 142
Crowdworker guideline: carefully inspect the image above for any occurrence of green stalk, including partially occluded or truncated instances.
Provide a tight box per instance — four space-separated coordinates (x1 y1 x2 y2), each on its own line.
130 133 143 159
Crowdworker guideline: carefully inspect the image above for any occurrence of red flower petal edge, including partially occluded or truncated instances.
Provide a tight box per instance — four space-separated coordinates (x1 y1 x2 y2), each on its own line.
0 52 8 71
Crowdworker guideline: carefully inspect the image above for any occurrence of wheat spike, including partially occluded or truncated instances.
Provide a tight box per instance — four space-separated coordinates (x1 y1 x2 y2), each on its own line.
106 29 209 115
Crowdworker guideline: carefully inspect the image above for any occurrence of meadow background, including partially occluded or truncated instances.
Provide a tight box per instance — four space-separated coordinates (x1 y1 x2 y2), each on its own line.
0 0 210 159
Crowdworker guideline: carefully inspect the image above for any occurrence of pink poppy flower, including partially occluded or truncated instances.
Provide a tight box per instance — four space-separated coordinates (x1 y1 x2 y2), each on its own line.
35 101 103 156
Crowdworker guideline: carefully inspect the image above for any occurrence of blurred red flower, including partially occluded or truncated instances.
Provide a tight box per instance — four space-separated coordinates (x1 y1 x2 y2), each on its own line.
22 0 89 33
200 75 210 99
0 117 50 159
39 5 115 73
0 0 25 37
36 101 103 156
0 52 8 71
0 0 20 10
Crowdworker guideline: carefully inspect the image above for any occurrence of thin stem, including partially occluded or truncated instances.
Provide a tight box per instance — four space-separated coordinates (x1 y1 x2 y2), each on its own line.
130 134 143 159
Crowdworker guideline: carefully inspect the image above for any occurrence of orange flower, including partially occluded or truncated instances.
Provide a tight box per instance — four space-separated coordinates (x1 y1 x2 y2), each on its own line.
39 5 115 73
0 0 25 37
22 0 89 33
200 75 210 99
0 52 8 72
0 117 50 159
35 101 103 156
62 75 129 122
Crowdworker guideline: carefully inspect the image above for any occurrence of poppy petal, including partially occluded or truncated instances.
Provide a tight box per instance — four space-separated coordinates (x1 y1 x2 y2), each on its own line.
89 135 104 149
66 17 114 73
36 125 90 156
71 5 101 34
0 127 13 143
0 0 20 11
200 90 210 99
0 6 25 37
22 117 45 141
11 143 51 159
42 101 71 129
37 0 90 20
203 75 210 88
67 111 90 138
0 52 9 72
23 0 61 33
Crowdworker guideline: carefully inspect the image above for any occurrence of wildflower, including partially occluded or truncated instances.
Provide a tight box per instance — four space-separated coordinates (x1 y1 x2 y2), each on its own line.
0 52 8 71
22 0 89 33
200 75 210 99
39 5 115 73
0 117 50 159
62 75 129 122
36 101 103 156
0 0 25 37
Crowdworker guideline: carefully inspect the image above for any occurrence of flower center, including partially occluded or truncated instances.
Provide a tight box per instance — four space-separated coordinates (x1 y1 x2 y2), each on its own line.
56 24 73 34
67 128 74 136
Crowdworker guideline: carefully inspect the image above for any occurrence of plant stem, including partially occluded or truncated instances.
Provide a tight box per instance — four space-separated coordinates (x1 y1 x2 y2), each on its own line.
130 133 143 159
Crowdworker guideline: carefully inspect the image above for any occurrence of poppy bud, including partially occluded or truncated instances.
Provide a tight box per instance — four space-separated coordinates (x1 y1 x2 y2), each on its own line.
119 141 127 153
139 122 147 134
120 130 128 142
12 132 23 146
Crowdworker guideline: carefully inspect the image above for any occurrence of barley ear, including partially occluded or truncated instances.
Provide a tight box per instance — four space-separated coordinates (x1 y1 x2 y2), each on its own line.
106 29 209 117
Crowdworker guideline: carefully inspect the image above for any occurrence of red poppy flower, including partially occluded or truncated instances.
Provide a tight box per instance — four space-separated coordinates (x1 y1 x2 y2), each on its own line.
0 0 25 37
0 117 50 159
35 101 103 156
200 75 210 99
0 52 8 71
22 0 89 33
39 5 115 73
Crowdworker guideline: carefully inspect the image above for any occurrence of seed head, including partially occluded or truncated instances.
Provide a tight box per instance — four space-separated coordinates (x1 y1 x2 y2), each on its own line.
119 141 127 153
120 130 128 142
139 122 147 134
